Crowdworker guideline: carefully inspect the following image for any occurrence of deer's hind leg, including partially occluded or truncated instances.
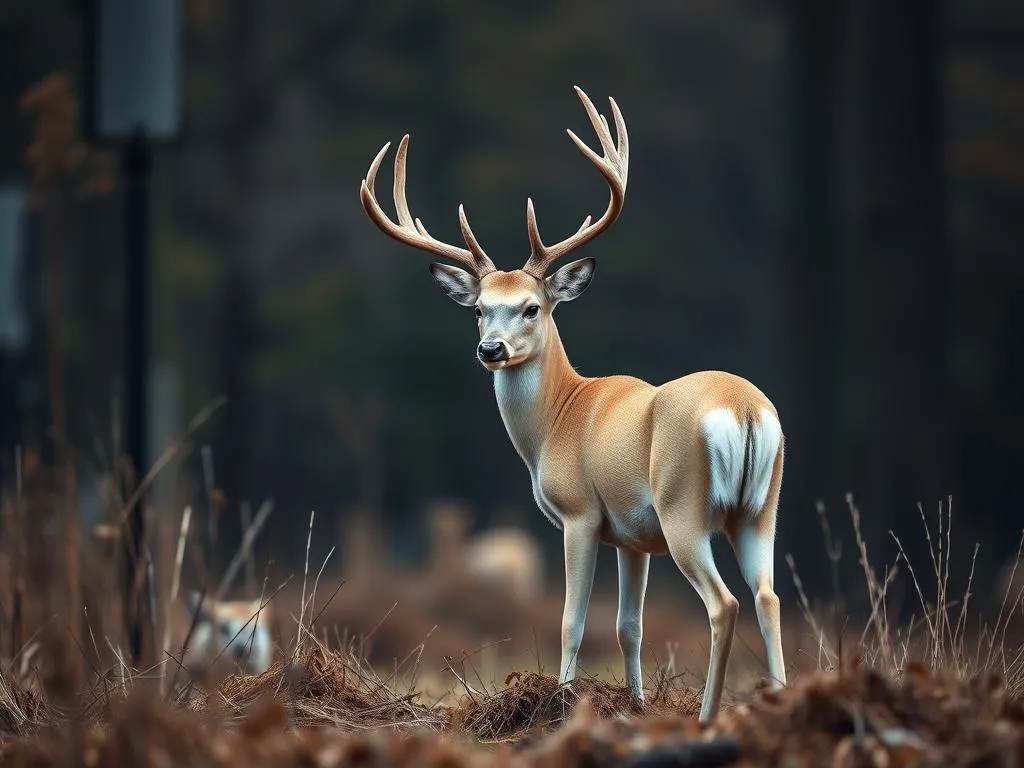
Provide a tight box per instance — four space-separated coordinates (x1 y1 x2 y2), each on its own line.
728 447 786 688
657 502 739 722
652 422 739 722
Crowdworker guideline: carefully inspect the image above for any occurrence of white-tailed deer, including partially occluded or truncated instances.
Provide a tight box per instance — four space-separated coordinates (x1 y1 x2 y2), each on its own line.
359 86 786 721
181 592 273 676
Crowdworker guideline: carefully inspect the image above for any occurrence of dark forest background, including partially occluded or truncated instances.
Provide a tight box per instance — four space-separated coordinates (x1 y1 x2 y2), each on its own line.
1 0 1022 609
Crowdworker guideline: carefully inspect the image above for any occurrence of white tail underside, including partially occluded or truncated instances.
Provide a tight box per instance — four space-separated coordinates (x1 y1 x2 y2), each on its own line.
701 407 782 517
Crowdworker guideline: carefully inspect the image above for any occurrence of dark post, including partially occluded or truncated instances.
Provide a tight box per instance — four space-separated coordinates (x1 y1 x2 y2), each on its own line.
0 186 29 496
122 126 152 664
81 0 180 667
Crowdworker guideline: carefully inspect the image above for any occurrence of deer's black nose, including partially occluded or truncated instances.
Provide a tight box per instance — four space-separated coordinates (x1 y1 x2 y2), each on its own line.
477 340 508 362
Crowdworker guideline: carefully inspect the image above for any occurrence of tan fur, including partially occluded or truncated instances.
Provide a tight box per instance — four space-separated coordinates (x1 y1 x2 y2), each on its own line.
359 87 787 721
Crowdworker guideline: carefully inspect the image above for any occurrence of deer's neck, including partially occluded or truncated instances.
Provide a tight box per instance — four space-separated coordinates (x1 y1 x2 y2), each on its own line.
493 322 582 469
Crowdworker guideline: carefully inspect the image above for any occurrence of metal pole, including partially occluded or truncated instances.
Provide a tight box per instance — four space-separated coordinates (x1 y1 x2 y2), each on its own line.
122 125 152 665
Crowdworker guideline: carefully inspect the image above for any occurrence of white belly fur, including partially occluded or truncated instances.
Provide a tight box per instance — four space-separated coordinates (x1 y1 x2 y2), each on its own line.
600 491 669 554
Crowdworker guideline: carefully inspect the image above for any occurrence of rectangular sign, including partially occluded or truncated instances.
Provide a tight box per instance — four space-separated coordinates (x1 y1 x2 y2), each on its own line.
92 0 181 141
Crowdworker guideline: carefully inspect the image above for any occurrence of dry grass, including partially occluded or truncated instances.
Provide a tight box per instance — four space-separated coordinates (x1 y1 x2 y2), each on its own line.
787 494 1024 699
0 639 713 766
0 687 704 768
0 668 51 740
0 649 1022 766
190 644 449 732
2 432 1024 764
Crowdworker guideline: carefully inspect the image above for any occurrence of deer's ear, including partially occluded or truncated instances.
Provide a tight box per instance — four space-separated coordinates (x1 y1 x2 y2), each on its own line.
429 263 480 307
545 257 595 303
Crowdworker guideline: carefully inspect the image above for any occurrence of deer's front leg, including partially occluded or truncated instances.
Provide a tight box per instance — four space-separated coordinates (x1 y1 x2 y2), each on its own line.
559 523 600 686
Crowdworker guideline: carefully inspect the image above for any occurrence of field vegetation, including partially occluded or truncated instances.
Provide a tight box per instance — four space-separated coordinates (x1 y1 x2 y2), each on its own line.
0 442 1022 767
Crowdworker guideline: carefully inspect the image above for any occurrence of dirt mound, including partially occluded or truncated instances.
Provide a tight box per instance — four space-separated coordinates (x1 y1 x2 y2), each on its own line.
0 684 720 768
1 650 1023 767
454 669 702 743
716 661 1024 765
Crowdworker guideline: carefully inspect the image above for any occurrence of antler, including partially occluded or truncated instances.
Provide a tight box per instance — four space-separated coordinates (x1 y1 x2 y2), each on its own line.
359 135 497 278
522 86 629 280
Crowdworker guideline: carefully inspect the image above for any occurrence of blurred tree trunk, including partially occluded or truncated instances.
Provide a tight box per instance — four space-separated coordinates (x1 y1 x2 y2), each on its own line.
784 0 846 572
842 0 952 553
213 0 266 563
787 0 953 581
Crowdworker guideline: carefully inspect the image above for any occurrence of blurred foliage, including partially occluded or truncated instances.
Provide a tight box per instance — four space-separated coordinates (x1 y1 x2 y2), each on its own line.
155 0 790 549
1 0 1022 594
20 73 113 203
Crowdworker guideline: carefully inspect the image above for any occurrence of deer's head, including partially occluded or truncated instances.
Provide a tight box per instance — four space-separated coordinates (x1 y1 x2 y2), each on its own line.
360 87 629 372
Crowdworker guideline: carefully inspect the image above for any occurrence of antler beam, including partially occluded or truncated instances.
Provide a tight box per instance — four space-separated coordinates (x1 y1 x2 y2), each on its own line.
522 86 630 279
360 135 496 278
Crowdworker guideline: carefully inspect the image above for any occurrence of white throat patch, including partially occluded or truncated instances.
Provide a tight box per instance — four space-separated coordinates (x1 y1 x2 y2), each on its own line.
494 359 544 463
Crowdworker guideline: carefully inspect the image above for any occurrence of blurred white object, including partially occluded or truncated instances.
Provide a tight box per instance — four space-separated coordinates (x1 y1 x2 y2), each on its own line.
465 528 544 603
427 500 544 604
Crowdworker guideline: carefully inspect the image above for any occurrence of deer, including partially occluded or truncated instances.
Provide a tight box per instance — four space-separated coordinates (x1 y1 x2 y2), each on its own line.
358 86 786 721
180 592 274 677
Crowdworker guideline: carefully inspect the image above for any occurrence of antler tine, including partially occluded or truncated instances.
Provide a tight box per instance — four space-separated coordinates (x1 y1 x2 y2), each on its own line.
359 136 496 277
458 204 489 262
392 135 416 228
526 201 592 257
608 96 629 181
577 88 617 163
522 87 629 279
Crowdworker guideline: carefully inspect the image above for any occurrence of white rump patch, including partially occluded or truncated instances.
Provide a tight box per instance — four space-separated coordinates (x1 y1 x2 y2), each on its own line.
701 407 782 516
743 408 783 513
701 408 746 513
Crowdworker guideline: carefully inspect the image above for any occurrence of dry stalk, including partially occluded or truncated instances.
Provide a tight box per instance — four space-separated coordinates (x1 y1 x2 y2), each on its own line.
239 502 257 596
159 506 191 697
785 553 835 669
215 499 274 601
292 511 316 664
115 397 227 529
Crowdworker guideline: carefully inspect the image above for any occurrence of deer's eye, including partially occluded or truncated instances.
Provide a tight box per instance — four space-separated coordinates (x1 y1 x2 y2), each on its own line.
523 305 540 320
475 306 482 319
